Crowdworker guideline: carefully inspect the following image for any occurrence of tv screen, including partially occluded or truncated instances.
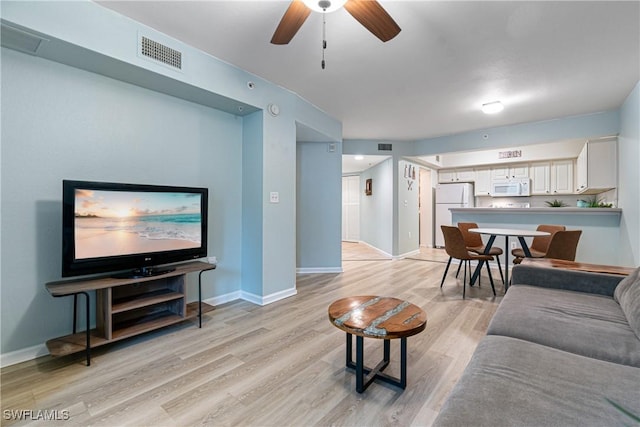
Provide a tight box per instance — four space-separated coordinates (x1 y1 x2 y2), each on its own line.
62 180 208 277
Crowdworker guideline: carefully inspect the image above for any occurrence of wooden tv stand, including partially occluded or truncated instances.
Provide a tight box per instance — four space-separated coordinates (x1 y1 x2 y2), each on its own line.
45 261 215 366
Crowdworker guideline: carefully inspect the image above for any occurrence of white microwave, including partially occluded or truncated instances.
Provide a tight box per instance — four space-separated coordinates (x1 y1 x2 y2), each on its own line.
491 178 530 197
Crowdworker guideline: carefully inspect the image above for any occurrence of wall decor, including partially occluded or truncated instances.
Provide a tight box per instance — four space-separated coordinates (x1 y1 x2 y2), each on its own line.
365 178 372 196
499 150 522 159
404 163 416 190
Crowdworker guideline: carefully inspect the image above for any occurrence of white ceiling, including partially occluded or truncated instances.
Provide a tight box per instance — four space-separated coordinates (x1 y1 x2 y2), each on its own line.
96 1 639 142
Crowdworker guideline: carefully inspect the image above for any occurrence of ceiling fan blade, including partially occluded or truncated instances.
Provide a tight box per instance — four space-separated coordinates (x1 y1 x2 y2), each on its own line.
344 0 401 42
271 0 312 45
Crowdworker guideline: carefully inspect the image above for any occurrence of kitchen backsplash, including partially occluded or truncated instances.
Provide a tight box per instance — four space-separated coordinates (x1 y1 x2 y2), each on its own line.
476 188 617 208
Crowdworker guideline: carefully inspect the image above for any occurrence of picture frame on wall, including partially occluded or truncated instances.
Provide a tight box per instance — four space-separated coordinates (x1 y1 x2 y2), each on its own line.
365 178 372 196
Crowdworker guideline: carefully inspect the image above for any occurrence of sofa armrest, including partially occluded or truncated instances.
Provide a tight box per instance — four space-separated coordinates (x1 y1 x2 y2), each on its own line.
511 265 625 297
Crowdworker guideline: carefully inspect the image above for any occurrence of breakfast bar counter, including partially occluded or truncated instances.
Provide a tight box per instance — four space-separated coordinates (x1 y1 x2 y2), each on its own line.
450 207 623 266
450 207 622 215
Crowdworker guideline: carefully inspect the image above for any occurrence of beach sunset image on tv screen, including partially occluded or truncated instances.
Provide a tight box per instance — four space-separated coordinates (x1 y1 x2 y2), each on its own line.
74 189 202 260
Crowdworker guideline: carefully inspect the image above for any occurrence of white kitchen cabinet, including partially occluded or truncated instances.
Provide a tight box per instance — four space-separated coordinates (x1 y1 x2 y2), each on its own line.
438 170 456 183
438 168 475 183
455 168 475 182
576 146 587 192
491 164 529 180
530 160 574 195
575 139 617 194
529 162 551 195
551 160 574 194
474 168 492 196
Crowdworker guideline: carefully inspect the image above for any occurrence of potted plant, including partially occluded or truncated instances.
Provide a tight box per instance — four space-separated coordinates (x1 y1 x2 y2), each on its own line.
545 199 567 207
579 195 613 208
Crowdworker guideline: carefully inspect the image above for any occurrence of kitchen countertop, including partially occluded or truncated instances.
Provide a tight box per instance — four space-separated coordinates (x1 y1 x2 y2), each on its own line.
450 207 622 215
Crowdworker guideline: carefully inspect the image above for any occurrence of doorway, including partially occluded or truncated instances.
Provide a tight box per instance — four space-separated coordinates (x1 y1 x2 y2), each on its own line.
419 167 434 248
342 175 360 242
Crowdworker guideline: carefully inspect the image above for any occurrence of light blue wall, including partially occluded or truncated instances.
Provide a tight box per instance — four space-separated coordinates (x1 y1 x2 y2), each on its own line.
241 111 264 297
0 48 244 353
0 1 341 360
413 111 620 155
451 211 622 265
296 141 342 270
618 81 640 266
360 159 393 255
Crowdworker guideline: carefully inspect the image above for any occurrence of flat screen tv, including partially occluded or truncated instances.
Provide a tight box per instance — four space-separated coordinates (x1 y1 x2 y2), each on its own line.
62 180 208 278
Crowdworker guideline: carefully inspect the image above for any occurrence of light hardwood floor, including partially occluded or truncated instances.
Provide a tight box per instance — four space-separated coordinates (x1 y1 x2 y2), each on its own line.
1 244 503 427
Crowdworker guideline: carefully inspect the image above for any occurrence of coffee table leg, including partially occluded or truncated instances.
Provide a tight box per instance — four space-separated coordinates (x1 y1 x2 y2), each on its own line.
356 335 364 393
345 333 366 392
344 333 408 393
400 337 407 389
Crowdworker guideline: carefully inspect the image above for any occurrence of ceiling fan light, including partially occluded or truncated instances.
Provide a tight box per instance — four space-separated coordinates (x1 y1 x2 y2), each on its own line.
482 101 504 114
303 0 348 13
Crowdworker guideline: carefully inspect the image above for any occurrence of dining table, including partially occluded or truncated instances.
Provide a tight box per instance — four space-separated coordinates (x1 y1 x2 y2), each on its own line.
468 228 551 291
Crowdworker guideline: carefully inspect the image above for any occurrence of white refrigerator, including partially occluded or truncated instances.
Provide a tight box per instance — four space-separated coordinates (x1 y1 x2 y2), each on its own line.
435 183 474 247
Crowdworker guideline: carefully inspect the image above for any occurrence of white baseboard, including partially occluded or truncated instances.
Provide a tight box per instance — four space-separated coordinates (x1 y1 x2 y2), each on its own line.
296 267 343 274
358 241 393 258
394 249 420 259
0 343 49 368
240 287 297 306
358 241 420 260
202 290 242 307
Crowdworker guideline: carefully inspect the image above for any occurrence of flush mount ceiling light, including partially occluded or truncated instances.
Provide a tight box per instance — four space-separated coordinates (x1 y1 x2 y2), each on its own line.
354 155 364 160
482 101 504 114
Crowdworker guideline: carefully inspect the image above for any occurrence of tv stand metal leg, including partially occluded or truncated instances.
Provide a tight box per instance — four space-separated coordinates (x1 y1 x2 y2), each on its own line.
80 291 90 366
198 269 214 328
54 291 91 366
73 294 78 334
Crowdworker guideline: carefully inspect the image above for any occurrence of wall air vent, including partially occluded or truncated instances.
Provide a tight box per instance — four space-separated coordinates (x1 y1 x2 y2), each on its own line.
378 143 392 151
139 36 182 70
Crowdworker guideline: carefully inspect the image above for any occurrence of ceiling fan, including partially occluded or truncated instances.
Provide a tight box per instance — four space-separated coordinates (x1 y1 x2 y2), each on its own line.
271 0 401 45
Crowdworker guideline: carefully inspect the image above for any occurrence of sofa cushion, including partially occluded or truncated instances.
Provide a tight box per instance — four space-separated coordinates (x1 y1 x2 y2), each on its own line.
614 267 640 340
433 336 640 427
511 265 623 296
486 285 640 367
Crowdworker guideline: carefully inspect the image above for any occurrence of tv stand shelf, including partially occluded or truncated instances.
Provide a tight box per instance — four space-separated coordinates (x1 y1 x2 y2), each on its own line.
111 289 184 313
46 261 215 365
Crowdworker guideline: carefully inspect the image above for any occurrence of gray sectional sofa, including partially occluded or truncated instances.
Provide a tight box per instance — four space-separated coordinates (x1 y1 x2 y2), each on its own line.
434 264 640 427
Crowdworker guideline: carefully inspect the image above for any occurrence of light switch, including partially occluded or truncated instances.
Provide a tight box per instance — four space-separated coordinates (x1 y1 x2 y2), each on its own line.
270 192 280 203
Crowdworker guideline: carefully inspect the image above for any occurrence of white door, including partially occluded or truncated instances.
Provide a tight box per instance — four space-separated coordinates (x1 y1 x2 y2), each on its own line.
419 168 433 247
342 176 360 241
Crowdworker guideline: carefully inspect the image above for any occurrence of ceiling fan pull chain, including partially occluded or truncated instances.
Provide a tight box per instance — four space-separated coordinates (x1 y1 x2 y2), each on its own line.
321 11 327 69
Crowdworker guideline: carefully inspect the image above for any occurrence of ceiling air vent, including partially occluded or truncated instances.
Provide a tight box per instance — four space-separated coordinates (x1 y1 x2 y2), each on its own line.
378 143 392 151
140 36 182 70
1 23 48 55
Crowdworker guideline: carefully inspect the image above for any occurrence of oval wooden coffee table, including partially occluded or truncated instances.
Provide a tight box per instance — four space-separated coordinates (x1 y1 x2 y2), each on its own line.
328 295 427 393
